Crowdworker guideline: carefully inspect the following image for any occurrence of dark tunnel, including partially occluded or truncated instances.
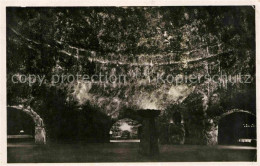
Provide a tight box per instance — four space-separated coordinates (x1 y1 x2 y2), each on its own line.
218 112 256 146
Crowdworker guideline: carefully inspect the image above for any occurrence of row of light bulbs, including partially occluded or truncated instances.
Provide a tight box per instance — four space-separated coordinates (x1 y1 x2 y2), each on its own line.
243 124 255 128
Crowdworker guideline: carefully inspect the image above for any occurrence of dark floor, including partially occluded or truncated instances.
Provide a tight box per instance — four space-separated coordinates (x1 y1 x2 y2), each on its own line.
7 142 257 162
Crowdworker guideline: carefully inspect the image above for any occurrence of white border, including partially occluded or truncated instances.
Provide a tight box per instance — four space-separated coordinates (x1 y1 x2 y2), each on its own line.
0 0 259 166
0 0 258 6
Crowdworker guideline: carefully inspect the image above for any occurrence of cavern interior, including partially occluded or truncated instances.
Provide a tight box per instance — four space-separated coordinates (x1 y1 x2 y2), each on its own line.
6 6 256 162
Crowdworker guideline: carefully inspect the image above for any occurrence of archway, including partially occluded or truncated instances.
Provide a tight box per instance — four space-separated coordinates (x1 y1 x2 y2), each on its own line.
169 111 185 144
8 107 35 143
7 106 46 144
109 118 141 142
216 109 256 146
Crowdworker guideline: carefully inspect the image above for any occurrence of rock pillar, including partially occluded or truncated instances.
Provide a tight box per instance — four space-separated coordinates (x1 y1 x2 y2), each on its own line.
138 109 160 156
35 126 46 144
34 117 46 144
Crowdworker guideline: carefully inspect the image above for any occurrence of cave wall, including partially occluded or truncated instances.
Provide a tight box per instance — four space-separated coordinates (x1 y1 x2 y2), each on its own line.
6 7 255 144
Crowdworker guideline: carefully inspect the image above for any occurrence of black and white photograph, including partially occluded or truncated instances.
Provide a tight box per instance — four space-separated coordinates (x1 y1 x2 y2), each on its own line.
2 1 259 164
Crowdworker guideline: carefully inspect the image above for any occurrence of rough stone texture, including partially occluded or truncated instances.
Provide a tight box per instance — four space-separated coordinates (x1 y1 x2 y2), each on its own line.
206 126 218 145
7 7 255 145
158 123 185 145
204 119 218 145
35 127 46 144
168 123 185 145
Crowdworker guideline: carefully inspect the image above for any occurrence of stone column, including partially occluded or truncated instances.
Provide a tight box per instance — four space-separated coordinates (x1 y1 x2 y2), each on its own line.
35 126 46 144
34 118 46 145
138 109 160 156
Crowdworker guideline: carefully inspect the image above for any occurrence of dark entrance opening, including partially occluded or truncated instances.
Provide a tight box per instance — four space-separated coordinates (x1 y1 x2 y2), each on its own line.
218 112 256 146
7 107 35 143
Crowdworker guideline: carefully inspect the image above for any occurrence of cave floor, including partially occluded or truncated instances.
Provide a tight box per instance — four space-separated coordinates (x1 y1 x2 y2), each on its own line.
7 142 256 162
